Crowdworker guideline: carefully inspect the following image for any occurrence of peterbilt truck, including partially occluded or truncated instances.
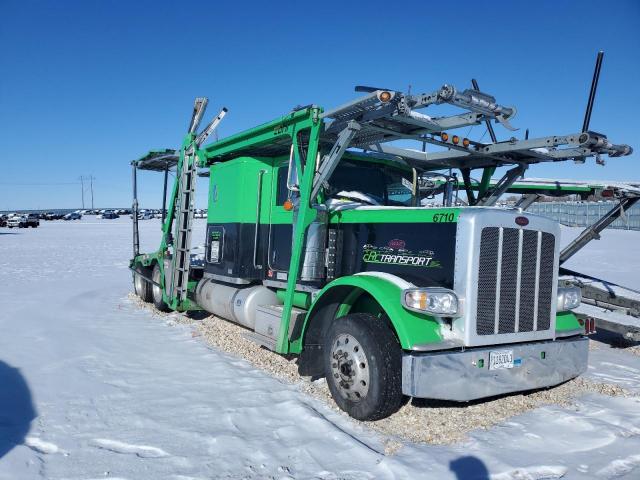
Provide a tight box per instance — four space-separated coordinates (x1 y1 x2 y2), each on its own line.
130 64 632 420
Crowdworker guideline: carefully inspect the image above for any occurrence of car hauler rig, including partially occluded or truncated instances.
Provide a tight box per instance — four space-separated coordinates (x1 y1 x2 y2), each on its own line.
130 54 633 420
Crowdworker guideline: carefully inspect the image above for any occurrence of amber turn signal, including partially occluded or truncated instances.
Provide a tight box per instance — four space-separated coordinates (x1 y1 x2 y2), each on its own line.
441 132 449 142
462 138 470 147
378 91 392 102
452 135 459 145
283 199 294 211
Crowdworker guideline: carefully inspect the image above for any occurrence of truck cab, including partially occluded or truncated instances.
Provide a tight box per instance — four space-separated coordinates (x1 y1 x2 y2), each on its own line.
130 84 631 420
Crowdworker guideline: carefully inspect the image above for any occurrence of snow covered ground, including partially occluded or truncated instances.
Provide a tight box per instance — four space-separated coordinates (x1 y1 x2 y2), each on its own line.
1 218 639 479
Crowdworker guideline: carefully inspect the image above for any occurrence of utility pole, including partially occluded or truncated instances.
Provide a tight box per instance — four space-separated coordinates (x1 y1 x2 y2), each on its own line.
79 176 85 209
89 175 95 209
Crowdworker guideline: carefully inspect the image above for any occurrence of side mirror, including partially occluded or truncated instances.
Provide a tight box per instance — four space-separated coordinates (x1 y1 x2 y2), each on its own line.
286 144 300 192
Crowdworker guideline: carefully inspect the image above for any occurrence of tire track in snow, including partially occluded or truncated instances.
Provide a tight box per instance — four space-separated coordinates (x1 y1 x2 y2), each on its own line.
596 454 640 478
90 438 169 458
24 436 60 454
491 465 568 479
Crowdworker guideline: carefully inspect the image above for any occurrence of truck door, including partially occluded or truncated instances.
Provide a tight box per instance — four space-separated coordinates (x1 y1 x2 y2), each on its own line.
267 164 294 279
205 158 274 282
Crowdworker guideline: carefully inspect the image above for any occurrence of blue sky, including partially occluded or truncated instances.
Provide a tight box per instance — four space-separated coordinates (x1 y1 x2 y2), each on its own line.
1 0 639 210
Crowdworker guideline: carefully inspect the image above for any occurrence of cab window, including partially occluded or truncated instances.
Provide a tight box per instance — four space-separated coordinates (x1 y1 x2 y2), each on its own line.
327 160 415 206
275 166 289 206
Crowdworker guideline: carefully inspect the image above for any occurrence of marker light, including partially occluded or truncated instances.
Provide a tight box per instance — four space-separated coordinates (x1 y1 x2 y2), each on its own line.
557 286 581 311
441 132 449 142
378 91 392 102
402 287 460 316
283 199 294 211
452 135 460 145
462 138 470 147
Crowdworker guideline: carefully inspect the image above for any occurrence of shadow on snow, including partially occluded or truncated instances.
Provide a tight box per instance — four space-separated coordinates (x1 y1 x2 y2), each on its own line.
0 360 36 458
450 455 490 480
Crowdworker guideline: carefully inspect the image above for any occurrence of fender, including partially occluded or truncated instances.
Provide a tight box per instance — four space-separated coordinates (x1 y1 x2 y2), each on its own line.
296 272 444 351
555 311 583 336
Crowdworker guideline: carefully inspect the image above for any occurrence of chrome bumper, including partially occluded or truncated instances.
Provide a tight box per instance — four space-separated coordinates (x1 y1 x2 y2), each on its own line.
402 336 588 401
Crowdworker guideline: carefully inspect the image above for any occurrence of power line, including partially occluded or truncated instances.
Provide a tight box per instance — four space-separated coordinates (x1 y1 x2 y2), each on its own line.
0 182 82 185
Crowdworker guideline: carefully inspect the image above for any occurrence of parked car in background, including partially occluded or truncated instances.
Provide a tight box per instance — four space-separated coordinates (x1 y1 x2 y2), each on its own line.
100 210 119 219
26 213 40 227
138 210 154 220
7 216 22 228
63 212 82 220
44 211 64 220
8 213 40 228
0 215 7 227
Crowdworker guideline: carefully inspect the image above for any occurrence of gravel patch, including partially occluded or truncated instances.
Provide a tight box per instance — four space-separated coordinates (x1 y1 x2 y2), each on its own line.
129 294 632 446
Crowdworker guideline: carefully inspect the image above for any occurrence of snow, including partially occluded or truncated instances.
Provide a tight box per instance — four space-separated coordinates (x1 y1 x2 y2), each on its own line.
1 218 640 479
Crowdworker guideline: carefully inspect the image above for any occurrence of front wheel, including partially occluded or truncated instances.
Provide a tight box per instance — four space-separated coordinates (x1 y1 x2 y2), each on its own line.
323 313 403 420
152 263 171 312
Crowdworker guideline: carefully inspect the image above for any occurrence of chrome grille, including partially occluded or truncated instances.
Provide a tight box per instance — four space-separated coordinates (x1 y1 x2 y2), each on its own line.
476 227 555 336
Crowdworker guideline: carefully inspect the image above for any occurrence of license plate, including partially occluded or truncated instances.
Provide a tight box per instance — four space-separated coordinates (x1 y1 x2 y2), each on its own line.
489 350 514 370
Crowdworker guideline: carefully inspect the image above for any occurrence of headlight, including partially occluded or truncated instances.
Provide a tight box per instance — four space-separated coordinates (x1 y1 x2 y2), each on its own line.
557 286 581 311
402 287 459 316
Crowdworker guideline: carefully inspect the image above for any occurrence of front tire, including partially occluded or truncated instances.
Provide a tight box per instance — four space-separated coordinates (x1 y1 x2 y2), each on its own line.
152 263 171 312
323 313 403 421
133 267 153 302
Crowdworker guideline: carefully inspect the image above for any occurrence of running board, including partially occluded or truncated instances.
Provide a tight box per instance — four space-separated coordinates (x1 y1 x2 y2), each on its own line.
246 305 307 351
243 331 277 351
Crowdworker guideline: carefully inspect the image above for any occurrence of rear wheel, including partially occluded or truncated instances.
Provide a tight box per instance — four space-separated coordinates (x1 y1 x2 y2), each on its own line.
323 313 403 420
152 263 171 312
133 267 153 302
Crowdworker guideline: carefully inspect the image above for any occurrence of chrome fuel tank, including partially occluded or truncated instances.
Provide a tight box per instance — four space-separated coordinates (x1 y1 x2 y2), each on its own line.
195 279 279 329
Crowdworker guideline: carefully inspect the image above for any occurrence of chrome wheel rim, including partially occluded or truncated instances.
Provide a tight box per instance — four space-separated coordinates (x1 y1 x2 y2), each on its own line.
134 273 144 296
152 266 163 304
329 333 370 402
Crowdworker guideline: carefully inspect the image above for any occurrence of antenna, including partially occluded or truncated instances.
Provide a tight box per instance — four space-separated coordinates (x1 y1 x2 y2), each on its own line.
471 79 497 143
582 51 604 132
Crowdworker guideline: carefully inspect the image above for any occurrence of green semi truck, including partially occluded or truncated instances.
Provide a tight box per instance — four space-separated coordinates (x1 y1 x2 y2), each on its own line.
130 72 632 419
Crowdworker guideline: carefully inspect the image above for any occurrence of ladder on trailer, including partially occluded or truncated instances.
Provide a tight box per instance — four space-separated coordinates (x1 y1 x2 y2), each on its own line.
169 146 198 302
168 98 227 303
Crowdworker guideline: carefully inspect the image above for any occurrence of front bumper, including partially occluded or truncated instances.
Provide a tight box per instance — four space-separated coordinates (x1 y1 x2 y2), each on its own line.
402 336 588 401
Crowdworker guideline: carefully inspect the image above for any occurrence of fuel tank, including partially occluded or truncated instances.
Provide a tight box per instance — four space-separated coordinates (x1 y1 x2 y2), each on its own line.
195 279 279 329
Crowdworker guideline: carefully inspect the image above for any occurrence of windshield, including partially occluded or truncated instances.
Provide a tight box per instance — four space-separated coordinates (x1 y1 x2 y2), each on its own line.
327 160 415 206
